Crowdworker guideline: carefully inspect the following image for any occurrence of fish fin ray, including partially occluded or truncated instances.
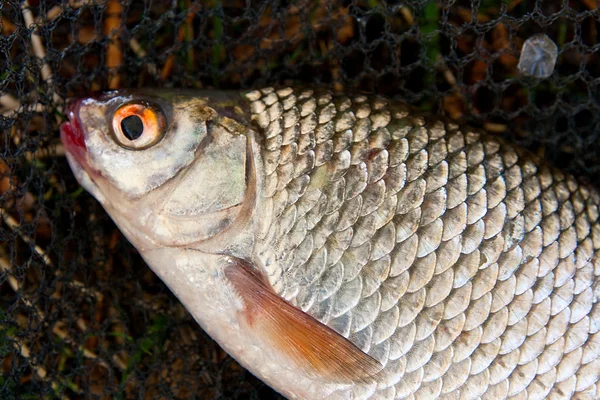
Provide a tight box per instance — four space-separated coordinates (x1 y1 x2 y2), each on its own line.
224 258 382 382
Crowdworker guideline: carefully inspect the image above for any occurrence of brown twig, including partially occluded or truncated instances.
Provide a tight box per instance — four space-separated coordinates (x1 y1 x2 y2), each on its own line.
24 142 66 161
1 210 104 299
0 94 20 112
0 256 82 396
2 212 53 267
0 243 126 371
399 6 414 25
21 1 63 107
0 95 47 117
104 0 123 89
483 122 508 133
581 0 597 10
129 38 158 77
161 2 200 80
1 15 17 35
507 0 523 11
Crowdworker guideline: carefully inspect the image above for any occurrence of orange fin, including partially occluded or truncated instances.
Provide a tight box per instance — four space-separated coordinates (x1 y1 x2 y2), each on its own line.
224 259 382 382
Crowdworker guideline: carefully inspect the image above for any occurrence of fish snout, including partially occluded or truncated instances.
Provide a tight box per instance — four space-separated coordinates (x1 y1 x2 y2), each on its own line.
60 99 86 153
60 98 103 182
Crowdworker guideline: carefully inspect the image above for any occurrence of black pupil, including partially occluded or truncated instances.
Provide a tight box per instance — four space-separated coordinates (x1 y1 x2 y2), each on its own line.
121 115 144 140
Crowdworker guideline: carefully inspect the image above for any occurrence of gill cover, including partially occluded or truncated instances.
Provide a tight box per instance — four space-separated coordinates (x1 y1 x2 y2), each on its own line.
68 90 252 247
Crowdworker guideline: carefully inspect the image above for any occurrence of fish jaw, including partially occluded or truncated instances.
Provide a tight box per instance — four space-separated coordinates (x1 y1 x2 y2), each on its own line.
60 99 108 205
59 97 161 252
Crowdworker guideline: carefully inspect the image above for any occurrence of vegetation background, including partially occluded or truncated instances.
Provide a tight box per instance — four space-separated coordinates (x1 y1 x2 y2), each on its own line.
1 0 598 398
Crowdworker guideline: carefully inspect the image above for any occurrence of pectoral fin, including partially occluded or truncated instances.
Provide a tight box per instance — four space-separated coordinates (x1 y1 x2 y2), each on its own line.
224 258 382 382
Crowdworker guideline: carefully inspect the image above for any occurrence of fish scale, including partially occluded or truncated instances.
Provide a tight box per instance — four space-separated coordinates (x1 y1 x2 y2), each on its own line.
249 87 600 398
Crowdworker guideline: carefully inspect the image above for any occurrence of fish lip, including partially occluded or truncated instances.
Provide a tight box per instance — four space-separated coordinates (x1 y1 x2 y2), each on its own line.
60 100 85 154
60 99 102 180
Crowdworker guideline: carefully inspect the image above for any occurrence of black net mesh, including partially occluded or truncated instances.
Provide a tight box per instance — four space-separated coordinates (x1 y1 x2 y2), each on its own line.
1 0 599 398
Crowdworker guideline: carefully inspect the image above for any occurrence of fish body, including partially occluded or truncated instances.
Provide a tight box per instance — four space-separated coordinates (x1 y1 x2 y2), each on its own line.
60 87 600 399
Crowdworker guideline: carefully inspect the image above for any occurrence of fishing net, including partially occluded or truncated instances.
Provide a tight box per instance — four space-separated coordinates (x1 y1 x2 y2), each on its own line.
1 0 599 398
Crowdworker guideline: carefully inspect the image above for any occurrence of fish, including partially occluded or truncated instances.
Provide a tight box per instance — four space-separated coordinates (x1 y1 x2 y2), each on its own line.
60 87 600 399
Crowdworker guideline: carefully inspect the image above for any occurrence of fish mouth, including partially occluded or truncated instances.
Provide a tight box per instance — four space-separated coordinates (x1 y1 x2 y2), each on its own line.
60 99 102 182
60 100 87 164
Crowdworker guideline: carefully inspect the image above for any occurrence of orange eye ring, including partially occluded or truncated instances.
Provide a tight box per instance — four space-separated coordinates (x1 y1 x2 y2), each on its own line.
112 103 166 149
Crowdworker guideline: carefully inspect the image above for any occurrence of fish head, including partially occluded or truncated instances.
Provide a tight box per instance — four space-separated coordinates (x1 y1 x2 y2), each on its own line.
60 90 254 252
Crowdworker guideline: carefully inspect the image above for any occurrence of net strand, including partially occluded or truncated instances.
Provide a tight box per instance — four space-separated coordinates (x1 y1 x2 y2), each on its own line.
1 1 598 398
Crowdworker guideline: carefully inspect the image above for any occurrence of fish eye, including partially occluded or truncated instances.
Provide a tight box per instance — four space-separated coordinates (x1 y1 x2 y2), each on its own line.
112 102 166 149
